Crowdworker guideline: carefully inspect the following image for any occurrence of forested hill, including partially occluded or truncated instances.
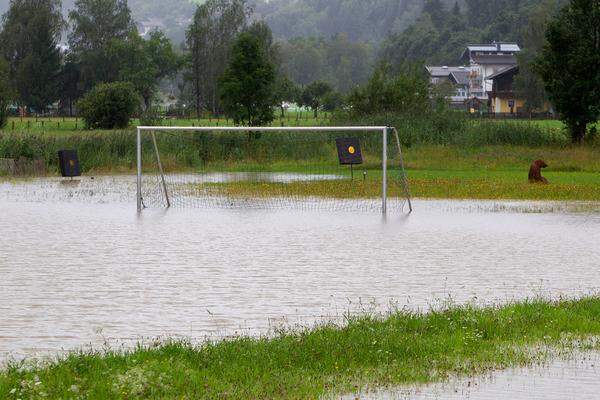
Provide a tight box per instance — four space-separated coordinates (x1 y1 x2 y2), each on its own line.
0 0 563 92
254 0 426 42
381 0 567 68
0 0 561 47
0 0 457 44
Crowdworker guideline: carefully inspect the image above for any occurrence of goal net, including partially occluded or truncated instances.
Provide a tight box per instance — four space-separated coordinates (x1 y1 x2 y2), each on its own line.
136 126 412 214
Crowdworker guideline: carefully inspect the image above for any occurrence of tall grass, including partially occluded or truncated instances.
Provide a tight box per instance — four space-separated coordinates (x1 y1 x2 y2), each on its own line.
337 112 570 147
1 297 600 399
0 112 587 175
0 130 388 174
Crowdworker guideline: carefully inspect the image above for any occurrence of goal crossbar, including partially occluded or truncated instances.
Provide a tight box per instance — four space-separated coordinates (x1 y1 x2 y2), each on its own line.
136 126 412 215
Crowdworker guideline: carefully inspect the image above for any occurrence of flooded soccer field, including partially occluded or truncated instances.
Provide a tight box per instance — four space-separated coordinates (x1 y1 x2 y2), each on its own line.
1 175 600 395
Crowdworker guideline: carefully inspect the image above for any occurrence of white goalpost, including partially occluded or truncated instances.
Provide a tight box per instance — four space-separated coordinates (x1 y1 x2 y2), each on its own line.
136 125 412 215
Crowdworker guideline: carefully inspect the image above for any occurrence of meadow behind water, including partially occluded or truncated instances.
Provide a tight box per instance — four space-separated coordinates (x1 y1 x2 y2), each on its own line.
1 113 599 201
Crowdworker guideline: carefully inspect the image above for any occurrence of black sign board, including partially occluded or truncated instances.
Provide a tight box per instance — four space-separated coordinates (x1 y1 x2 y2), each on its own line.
58 150 81 177
335 138 363 165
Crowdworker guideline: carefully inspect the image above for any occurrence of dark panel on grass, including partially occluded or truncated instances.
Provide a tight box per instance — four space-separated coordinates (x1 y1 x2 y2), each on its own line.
58 150 81 177
335 138 363 165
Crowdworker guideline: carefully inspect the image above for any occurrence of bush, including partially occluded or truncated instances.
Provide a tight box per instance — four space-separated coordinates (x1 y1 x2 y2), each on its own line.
77 82 139 129
346 67 430 116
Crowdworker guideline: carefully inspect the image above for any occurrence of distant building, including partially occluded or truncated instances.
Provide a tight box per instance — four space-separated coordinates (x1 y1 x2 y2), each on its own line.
426 42 521 111
425 65 473 107
488 65 553 114
460 43 520 97
488 65 521 113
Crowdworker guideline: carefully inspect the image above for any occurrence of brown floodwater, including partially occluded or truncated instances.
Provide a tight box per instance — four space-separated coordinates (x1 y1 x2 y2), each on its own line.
1 175 599 365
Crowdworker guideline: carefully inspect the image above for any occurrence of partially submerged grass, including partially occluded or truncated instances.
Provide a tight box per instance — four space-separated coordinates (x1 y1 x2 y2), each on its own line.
2 297 600 399
203 168 600 202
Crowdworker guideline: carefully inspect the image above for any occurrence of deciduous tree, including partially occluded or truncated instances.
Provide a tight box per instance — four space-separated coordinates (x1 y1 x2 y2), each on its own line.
299 81 332 118
186 0 250 116
68 0 136 91
108 30 180 110
272 76 299 118
347 65 430 116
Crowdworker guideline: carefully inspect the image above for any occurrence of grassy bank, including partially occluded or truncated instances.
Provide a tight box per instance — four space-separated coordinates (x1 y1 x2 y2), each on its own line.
2 297 600 399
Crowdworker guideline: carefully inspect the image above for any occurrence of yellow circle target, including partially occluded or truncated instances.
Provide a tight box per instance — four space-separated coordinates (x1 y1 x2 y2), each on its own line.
348 146 355 154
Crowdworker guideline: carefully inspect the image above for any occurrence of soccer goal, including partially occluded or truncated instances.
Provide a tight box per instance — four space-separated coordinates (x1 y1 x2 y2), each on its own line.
136 126 412 215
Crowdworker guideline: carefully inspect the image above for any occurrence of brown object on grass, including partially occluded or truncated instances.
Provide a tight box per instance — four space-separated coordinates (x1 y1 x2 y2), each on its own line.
529 160 549 184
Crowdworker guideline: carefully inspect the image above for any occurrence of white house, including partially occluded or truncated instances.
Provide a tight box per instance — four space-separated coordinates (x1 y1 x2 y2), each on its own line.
426 42 521 107
460 43 520 97
425 65 473 106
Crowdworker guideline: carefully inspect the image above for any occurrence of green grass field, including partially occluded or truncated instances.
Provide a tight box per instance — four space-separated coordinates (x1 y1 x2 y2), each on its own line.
2 297 600 399
204 169 600 202
2 113 334 136
0 115 568 138
193 143 600 202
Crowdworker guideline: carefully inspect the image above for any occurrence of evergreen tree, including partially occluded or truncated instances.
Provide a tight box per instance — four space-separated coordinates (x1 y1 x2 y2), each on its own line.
514 0 562 114
536 0 600 143
451 1 461 16
219 32 276 126
0 0 64 112
422 0 447 27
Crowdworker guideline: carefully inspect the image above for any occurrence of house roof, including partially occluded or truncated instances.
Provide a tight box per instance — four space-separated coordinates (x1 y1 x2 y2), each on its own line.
425 65 470 77
487 65 519 80
470 54 517 65
466 43 520 53
461 43 520 60
449 70 470 85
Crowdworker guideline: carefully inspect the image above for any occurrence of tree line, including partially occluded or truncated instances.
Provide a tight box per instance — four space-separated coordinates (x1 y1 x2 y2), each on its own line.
0 0 597 142
0 0 347 128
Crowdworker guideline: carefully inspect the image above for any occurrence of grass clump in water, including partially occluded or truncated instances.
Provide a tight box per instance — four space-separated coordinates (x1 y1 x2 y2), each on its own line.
2 297 600 399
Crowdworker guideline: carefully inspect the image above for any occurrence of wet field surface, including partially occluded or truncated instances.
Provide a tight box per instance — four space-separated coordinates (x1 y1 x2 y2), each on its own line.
1 175 600 395
343 352 600 399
